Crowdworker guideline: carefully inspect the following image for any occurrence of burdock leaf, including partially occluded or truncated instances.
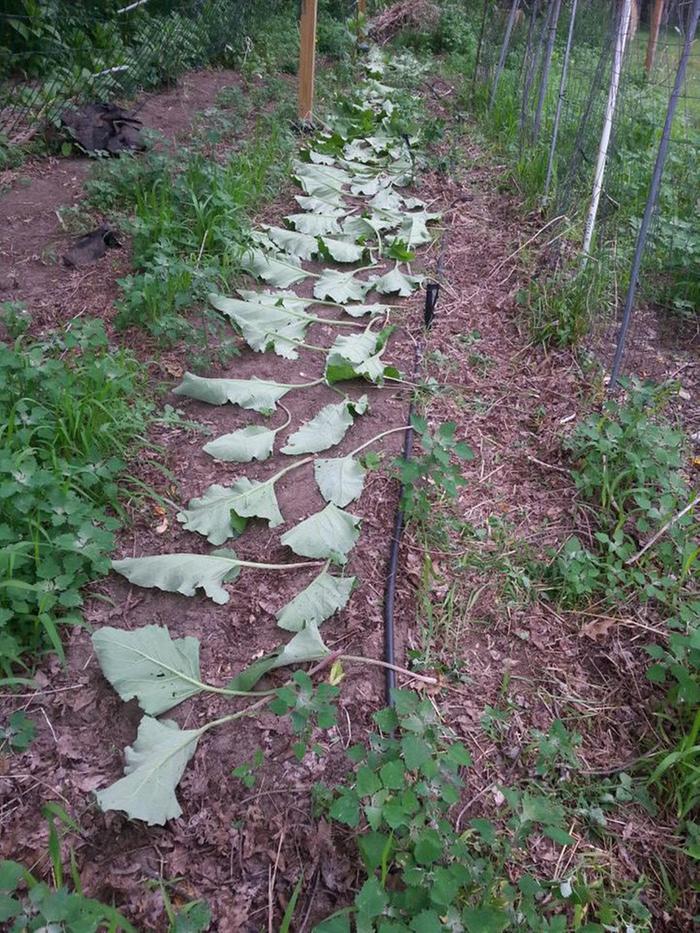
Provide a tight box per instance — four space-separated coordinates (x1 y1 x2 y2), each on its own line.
281 504 361 565
314 269 372 304
276 569 355 631
314 455 367 507
266 226 320 261
173 373 293 414
370 263 424 296
209 294 308 358
111 550 243 604
95 716 201 825
281 396 368 455
177 477 284 545
203 425 276 463
92 625 202 716
318 236 365 264
286 213 342 236
241 249 308 288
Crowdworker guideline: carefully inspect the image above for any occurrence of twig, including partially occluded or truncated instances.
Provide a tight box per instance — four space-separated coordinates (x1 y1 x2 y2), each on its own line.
487 215 568 280
626 493 699 565
526 454 570 475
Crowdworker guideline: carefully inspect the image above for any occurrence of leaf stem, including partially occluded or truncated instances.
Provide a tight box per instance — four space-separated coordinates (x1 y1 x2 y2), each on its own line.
349 425 409 458
234 559 325 571
340 655 438 685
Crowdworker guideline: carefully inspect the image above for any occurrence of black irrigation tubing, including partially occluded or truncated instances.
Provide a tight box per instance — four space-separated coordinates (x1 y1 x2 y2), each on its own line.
382 210 455 706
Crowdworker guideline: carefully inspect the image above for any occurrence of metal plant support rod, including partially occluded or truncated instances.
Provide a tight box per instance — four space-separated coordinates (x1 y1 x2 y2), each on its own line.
489 0 520 113
533 0 562 140
581 0 632 261
544 0 578 197
609 0 700 391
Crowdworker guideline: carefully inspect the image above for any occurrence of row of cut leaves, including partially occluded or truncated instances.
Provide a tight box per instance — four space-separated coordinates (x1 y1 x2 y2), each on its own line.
92 48 448 825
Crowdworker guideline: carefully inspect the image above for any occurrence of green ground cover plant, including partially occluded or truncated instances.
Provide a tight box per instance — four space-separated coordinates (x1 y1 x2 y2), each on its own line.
0 320 154 676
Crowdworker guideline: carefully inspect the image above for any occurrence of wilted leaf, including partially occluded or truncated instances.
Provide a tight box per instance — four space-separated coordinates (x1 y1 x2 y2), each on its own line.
96 716 202 825
281 396 368 455
112 550 243 604
314 269 372 304
203 425 276 463
173 372 295 414
370 263 424 296
281 504 361 564
92 625 202 715
319 236 365 264
314 455 366 507
266 226 319 261
276 569 355 631
241 249 308 288
177 475 284 545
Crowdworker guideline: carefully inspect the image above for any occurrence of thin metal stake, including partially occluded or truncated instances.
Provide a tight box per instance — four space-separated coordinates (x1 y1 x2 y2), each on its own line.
609 0 700 391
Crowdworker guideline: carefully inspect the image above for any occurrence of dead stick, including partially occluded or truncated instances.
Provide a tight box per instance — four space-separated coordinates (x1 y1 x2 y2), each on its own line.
625 494 699 565
487 215 568 279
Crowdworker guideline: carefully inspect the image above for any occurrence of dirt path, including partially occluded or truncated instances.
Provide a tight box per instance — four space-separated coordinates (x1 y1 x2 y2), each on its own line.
0 69 245 332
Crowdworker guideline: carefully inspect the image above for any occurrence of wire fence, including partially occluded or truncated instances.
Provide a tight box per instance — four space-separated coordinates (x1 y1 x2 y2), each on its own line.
0 0 358 140
472 0 699 385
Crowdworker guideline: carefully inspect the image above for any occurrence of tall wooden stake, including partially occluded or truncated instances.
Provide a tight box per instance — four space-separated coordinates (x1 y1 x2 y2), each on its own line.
645 0 665 74
298 0 318 124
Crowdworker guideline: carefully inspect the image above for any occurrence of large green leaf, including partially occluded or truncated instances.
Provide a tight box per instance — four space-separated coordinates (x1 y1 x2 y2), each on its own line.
314 269 372 304
96 716 202 825
276 569 355 631
173 373 298 414
178 476 284 545
286 212 342 236
209 294 308 359
370 263 424 296
294 160 350 193
272 620 329 667
266 226 319 261
281 396 368 455
281 504 360 564
241 249 308 288
112 550 242 604
314 455 367 507
203 424 276 463
294 194 347 212
318 236 365 264
325 327 399 385
92 625 202 716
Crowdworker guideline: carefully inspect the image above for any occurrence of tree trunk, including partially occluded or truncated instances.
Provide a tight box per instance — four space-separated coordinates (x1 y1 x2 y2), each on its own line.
645 0 665 74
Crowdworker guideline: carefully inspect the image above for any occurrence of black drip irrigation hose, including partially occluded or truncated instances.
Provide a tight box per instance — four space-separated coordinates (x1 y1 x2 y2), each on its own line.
382 224 452 706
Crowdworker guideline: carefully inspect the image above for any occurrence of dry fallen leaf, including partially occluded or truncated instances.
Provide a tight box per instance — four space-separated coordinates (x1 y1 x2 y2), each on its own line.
580 616 617 640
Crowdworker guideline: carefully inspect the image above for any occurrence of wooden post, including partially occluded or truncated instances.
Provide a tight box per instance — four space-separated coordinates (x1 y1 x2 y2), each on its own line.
298 0 318 124
358 0 366 14
645 0 665 74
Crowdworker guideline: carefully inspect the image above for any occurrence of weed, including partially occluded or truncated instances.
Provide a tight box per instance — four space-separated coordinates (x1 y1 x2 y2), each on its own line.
0 319 154 672
315 689 652 931
397 415 473 527
0 710 36 752
0 803 135 932
546 379 696 607
0 300 31 339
